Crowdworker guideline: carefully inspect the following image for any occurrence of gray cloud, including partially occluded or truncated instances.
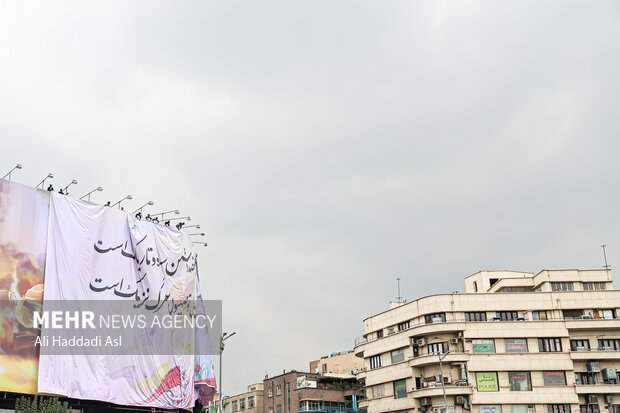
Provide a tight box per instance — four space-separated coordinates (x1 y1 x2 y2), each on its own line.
1 0 620 396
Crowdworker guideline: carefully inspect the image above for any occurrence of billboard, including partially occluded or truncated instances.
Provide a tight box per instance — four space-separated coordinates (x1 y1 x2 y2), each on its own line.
475 372 499 391
0 179 49 394
0 180 217 408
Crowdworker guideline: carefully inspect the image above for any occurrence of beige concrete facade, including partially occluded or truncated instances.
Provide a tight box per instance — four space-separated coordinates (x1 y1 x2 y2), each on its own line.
355 269 620 413
224 383 264 413
310 351 364 377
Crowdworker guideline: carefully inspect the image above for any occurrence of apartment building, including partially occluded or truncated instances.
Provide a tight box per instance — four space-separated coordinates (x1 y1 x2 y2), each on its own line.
264 370 364 413
223 383 264 413
310 350 364 377
354 269 620 413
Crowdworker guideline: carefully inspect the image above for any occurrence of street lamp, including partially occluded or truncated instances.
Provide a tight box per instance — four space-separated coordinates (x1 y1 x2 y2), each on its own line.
111 195 132 209
438 350 451 411
36 173 54 189
167 216 191 222
62 179 78 194
151 209 180 220
189 233 205 237
80 187 103 202
192 242 208 247
183 224 201 229
219 332 236 413
2 163 22 181
132 201 154 214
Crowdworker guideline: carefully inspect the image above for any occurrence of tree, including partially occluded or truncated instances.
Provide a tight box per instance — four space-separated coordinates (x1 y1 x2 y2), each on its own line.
15 395 71 413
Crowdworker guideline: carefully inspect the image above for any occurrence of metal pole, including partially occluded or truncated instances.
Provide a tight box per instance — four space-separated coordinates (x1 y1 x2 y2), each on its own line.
438 350 450 411
602 244 610 269
219 344 223 413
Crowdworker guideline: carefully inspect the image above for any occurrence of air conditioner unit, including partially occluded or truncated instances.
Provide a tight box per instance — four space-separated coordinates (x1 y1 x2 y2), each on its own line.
433 408 440 413
588 362 601 373
422 381 429 388
603 367 617 380
455 395 466 405
443 376 452 384
587 394 599 404
421 397 432 406
411 337 418 345
417 338 426 346
606 394 615 403
450 338 459 344
387 328 395 335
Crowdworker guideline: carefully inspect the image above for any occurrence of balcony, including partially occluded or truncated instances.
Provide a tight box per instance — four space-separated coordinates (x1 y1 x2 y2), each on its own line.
299 408 357 413
575 383 620 394
411 384 473 399
409 352 469 367
570 349 620 360
564 318 620 331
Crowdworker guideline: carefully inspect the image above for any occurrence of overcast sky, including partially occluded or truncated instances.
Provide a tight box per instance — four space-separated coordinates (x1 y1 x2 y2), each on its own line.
2 0 620 396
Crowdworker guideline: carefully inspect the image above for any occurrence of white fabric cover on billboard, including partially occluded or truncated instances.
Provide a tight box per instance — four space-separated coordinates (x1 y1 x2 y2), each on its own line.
37 193 215 408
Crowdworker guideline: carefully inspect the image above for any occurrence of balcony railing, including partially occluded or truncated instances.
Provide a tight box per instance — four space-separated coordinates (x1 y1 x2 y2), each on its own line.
299 407 357 413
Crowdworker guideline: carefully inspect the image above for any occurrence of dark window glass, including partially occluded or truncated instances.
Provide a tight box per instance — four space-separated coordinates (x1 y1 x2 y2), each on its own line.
428 342 446 354
465 312 487 322
538 338 562 352
570 339 590 351
505 338 528 352
424 313 446 324
393 379 407 399
509 371 532 391
543 371 566 386
497 311 518 321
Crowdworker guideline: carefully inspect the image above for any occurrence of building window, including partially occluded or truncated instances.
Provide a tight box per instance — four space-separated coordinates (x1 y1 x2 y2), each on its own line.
532 311 548 320
285 382 290 413
398 321 410 331
465 312 487 322
509 371 532 391
391 348 405 363
268 387 273 398
570 339 590 351
500 286 533 292
240 399 246 410
248 396 255 409
598 338 620 350
551 282 573 291
393 379 407 399
579 405 601 413
547 405 571 413
496 311 518 321
232 401 238 412
277 405 281 413
472 339 495 353
428 342 446 354
574 372 595 385
562 309 583 319
371 384 385 398
369 354 382 369
593 309 614 319
543 371 566 386
376 330 383 339
475 372 499 391
538 338 562 352
276 384 281 396
583 282 606 290
505 338 528 353
424 313 446 323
